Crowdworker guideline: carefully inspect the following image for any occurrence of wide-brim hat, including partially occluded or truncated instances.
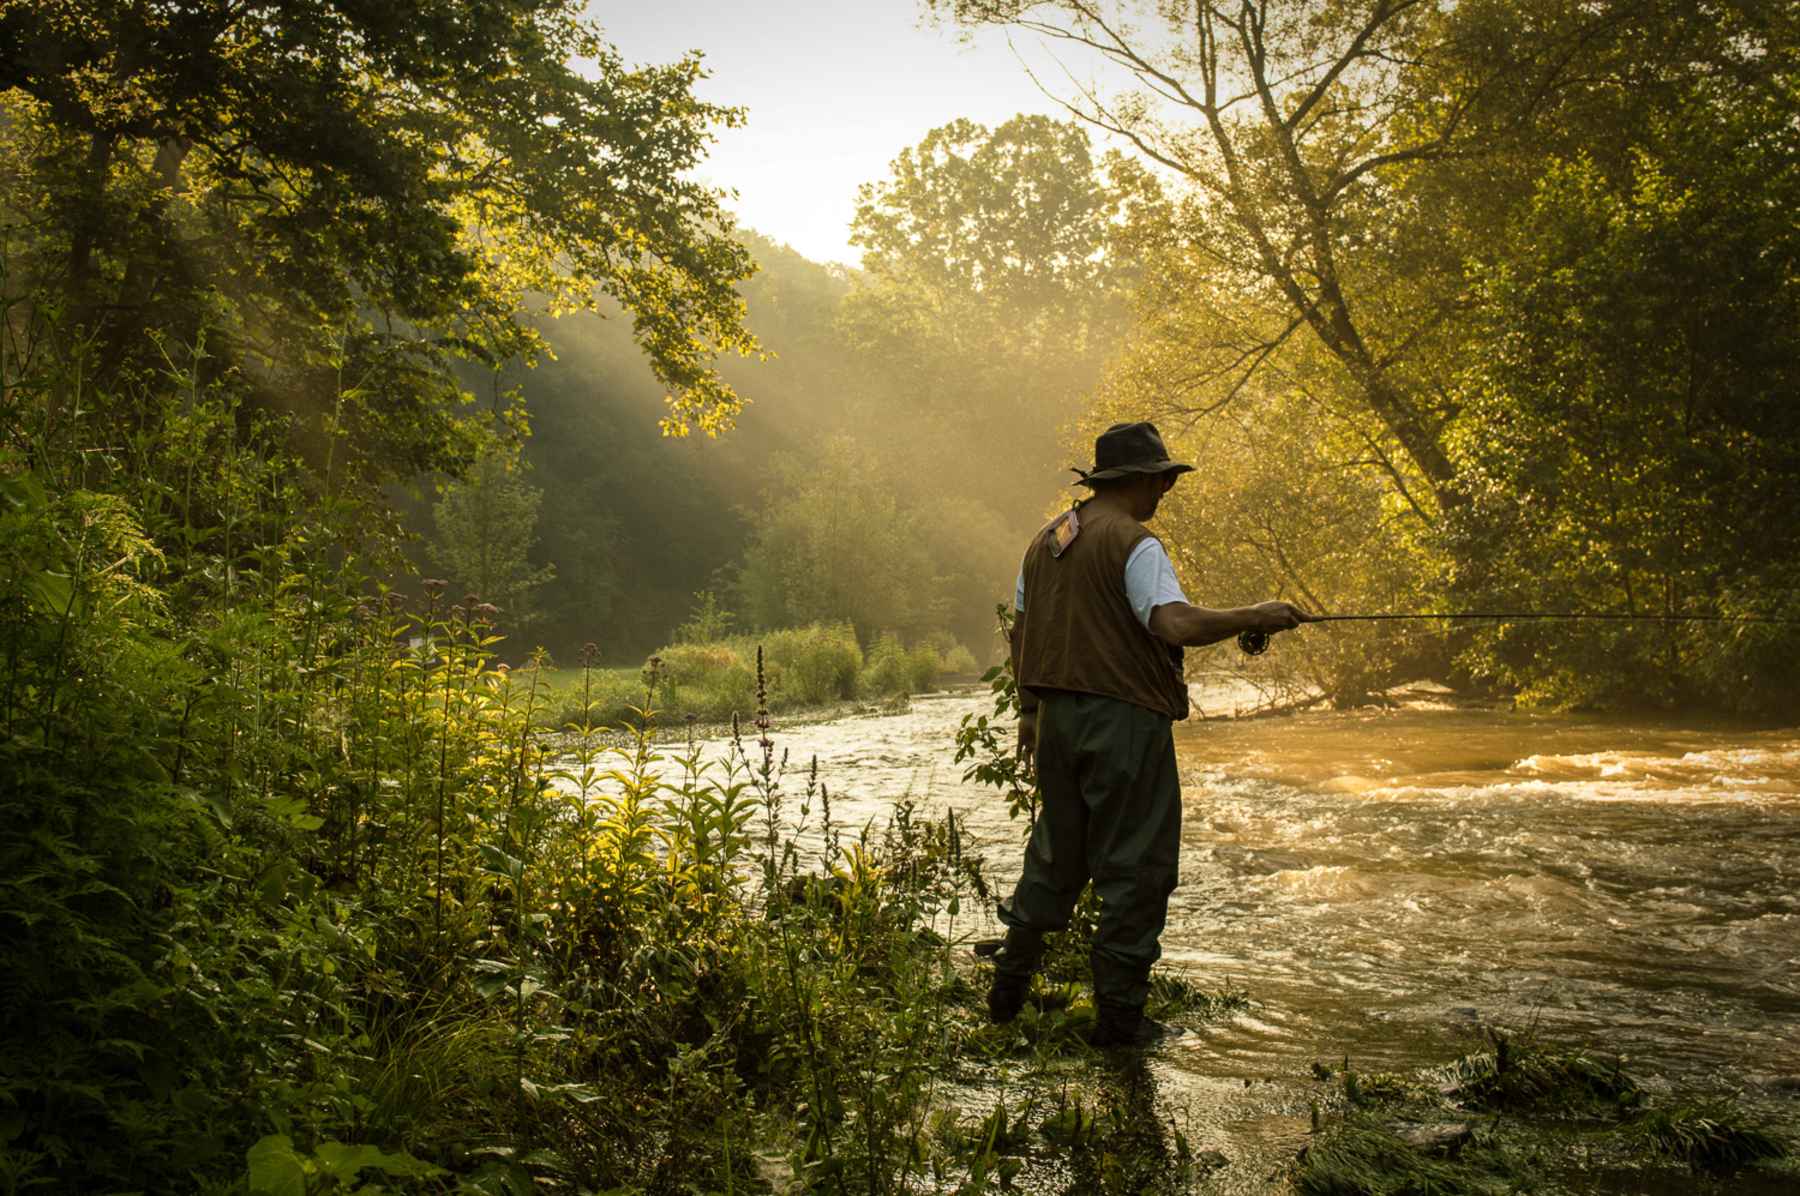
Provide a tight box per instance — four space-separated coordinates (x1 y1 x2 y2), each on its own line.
1073 421 1194 486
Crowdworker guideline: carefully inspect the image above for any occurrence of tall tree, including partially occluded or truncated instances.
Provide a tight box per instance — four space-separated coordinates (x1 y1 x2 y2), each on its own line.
840 115 1162 529
926 0 1793 514
431 446 557 633
0 0 759 496
1444 81 1800 712
925 0 1493 509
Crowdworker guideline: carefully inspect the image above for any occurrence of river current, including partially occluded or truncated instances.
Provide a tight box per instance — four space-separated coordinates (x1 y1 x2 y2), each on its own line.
661 678 1800 1183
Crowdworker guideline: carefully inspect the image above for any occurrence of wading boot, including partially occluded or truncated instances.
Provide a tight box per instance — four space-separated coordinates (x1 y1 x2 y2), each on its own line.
984 929 1044 1024
987 971 1030 1023
1087 1001 1172 1050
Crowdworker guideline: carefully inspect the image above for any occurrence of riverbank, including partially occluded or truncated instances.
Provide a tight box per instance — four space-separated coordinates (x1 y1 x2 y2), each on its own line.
524 622 982 731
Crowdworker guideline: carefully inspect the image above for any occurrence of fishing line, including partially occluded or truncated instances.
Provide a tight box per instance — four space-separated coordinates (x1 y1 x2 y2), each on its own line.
1235 611 1800 656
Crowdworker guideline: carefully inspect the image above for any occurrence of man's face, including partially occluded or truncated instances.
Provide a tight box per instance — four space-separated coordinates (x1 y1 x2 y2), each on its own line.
1136 472 1177 520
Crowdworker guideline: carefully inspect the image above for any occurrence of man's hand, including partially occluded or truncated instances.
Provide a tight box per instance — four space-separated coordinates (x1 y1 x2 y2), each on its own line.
1248 600 1314 632
1150 599 1316 647
1016 711 1037 761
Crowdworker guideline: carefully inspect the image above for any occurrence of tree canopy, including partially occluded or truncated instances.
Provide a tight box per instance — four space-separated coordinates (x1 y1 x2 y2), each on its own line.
1 0 758 479
933 0 1800 711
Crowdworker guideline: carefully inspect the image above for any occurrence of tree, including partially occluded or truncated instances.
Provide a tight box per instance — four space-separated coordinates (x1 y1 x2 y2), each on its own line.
925 0 1496 510
842 115 1158 426
431 447 556 634
733 436 1014 646
926 0 1796 514
1443 83 1800 712
837 116 1161 562
849 114 1157 335
0 0 759 496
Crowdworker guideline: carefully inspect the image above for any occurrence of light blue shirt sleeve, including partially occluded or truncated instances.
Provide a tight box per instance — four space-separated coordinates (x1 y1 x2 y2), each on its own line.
1124 537 1188 629
1016 539 1187 630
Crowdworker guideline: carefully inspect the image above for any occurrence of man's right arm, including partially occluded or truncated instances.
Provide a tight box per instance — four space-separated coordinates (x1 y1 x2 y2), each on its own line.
1147 600 1312 648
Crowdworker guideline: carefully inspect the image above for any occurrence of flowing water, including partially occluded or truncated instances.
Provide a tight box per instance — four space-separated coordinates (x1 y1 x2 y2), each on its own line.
670 679 1800 1186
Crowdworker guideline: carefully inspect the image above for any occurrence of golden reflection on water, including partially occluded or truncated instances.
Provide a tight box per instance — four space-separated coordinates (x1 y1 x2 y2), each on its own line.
1176 702 1800 802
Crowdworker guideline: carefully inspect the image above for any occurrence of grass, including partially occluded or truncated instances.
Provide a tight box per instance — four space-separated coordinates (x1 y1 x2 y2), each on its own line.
1436 1035 1640 1114
1292 1032 1792 1196
1631 1102 1789 1171
532 622 981 728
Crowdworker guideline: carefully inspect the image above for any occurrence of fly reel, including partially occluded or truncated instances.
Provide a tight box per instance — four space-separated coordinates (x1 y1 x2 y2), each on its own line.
1237 629 1271 656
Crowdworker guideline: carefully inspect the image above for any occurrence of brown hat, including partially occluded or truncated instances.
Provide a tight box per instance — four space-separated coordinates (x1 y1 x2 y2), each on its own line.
1073 421 1194 486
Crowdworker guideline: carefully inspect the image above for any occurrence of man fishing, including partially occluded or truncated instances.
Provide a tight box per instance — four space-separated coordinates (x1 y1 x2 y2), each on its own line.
991 421 1314 1048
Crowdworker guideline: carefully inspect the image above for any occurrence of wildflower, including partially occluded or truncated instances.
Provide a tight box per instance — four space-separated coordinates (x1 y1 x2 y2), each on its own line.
422 578 449 594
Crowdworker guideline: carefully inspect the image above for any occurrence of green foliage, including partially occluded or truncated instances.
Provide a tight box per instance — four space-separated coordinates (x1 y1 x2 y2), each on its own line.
849 114 1156 332
939 643 980 676
0 0 756 445
0 360 999 1192
431 444 557 633
954 606 1038 828
1293 1117 1495 1196
593 622 945 721
762 621 864 705
1437 1036 1639 1114
860 632 908 699
674 589 737 644
1297 1033 1789 1195
1443 85 1800 713
247 1134 443 1195
1631 1103 1789 1172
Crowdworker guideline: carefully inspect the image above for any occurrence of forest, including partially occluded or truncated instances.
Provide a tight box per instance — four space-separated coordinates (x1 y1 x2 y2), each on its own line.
2 0 1797 1193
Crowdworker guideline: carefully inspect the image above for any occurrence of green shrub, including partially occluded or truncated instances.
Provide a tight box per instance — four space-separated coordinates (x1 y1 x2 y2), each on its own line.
763 622 862 705
906 642 941 692
861 631 911 699
541 668 652 728
666 665 758 721
1633 1103 1788 1171
940 643 980 676
656 641 744 686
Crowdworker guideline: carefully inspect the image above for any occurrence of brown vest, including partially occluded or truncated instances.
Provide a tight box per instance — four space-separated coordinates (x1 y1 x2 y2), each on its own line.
1015 503 1189 720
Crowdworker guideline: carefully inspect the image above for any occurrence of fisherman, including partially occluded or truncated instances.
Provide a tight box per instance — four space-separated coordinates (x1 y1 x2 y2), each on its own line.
990 421 1314 1048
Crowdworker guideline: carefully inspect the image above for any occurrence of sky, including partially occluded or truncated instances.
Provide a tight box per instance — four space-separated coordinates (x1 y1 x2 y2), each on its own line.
593 2 1108 267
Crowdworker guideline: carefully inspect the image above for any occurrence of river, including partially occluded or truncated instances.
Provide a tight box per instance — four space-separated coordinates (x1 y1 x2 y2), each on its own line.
672 678 1800 1186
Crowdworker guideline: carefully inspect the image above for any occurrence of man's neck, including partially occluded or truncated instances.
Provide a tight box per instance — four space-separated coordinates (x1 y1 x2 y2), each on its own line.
1084 489 1137 519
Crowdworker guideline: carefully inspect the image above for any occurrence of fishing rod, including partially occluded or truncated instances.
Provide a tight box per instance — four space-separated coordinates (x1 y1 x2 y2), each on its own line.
1235 611 1800 656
